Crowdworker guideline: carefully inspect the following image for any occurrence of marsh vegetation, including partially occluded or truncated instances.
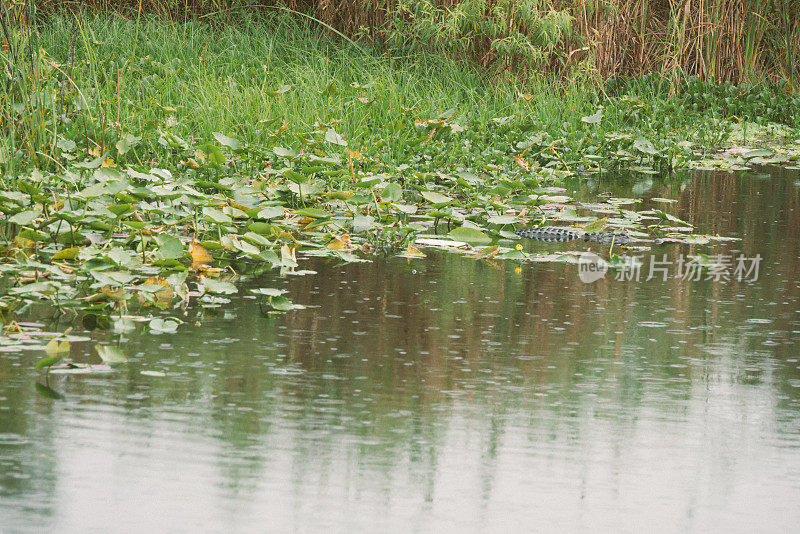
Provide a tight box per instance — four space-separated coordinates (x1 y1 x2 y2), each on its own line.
1 1 798 364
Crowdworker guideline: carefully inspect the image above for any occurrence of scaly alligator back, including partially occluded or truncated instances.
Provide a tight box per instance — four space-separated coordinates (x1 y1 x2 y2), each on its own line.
514 227 581 242
515 227 638 245
583 232 634 245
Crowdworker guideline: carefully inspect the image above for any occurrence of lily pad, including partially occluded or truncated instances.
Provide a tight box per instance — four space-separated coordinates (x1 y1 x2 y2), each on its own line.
448 226 492 245
421 191 453 205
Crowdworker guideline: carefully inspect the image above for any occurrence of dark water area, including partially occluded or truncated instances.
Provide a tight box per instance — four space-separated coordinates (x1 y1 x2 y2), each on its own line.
1 169 800 532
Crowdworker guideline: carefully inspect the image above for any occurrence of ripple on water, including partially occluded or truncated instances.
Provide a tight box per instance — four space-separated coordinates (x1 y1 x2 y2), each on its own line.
269 366 306 375
0 433 30 446
701 343 735 357
638 321 669 328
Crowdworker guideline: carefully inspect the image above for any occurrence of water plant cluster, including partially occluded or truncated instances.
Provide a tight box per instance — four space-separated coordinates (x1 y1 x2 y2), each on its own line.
1 13 799 368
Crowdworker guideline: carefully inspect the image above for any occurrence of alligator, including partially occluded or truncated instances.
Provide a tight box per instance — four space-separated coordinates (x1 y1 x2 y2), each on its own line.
514 227 581 242
514 227 642 245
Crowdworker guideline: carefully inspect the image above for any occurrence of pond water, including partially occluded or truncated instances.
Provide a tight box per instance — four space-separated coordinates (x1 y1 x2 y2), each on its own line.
1 169 800 532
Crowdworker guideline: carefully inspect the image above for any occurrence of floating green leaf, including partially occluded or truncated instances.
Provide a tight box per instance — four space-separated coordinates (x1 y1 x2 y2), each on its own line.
265 295 305 312
149 318 179 332
486 215 517 225
421 191 453 205
202 279 238 295
251 288 286 297
202 207 233 224
257 206 284 219
9 210 41 225
448 226 492 245
742 149 772 159
155 234 185 260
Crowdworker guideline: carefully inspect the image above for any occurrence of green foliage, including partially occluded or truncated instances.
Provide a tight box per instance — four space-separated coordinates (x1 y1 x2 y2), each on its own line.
28 0 799 87
386 0 578 74
606 74 800 127
0 14 796 345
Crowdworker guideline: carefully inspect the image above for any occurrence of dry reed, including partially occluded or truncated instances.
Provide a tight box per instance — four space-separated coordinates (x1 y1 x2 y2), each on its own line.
13 0 800 84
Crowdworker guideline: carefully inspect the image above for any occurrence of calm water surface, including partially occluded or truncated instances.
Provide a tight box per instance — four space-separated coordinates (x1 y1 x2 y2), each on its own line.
1 169 800 532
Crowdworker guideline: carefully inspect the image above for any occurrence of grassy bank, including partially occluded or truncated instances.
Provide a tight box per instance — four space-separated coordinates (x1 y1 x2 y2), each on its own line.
5 14 799 174
3 13 604 172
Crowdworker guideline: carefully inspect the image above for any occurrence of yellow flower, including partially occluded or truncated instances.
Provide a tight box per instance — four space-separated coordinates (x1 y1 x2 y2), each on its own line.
515 266 522 274
515 244 523 251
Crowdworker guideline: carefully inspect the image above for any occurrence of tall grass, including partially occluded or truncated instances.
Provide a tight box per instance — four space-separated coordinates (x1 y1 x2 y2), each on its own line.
3 6 798 173
2 10 597 169
25 0 800 86
1 1 56 175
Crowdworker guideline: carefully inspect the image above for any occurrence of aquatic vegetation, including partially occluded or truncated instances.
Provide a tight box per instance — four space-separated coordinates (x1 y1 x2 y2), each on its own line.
1 13 794 351
0 121 734 349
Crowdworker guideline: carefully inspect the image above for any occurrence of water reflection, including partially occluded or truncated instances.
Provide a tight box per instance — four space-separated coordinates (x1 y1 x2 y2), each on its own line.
1 170 800 532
